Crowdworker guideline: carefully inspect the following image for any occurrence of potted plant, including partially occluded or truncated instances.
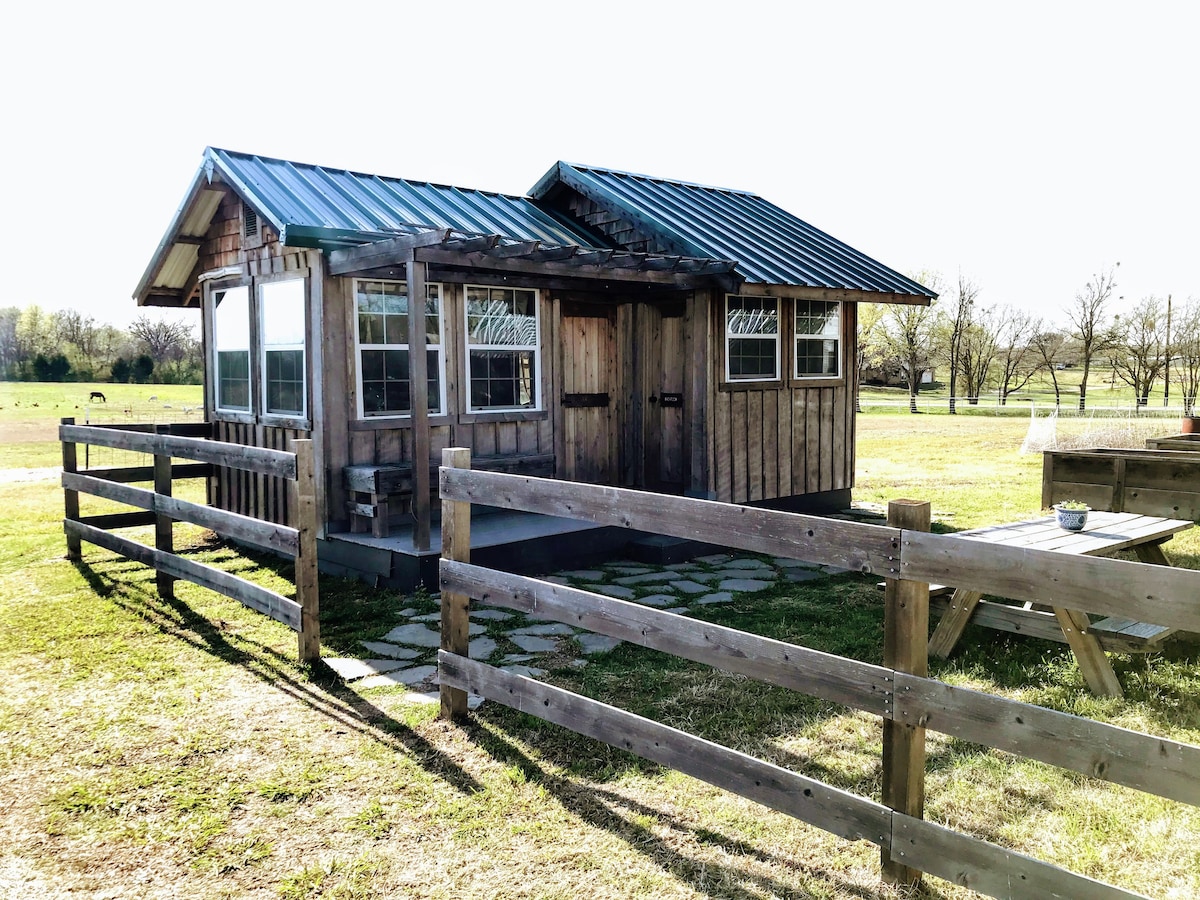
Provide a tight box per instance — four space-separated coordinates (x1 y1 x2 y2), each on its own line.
1053 499 1090 531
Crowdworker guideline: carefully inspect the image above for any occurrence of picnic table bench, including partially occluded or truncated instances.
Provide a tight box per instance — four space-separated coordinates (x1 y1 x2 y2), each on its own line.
927 510 1194 697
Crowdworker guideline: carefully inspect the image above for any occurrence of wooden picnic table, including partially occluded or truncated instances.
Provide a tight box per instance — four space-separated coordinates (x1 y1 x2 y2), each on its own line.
927 510 1195 697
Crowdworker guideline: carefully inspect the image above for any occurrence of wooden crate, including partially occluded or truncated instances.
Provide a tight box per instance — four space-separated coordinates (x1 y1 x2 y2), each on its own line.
1042 447 1200 521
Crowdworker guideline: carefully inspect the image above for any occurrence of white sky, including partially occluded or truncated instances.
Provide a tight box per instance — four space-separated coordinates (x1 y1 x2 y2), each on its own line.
2 1 1195 329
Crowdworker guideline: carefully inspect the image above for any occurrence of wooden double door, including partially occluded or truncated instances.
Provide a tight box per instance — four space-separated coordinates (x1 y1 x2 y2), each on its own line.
558 298 687 492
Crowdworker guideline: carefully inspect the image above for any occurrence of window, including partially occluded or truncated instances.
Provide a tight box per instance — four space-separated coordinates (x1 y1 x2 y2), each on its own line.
794 300 841 378
261 279 306 416
725 295 779 381
214 285 250 411
465 286 539 411
354 280 444 418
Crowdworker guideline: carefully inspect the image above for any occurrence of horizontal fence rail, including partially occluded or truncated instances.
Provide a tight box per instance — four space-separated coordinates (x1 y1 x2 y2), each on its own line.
60 419 318 662
441 561 1199 808
440 467 900 575
436 450 1196 899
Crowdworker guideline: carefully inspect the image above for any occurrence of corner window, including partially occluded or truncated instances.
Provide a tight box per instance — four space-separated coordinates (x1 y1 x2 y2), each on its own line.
354 280 444 418
261 279 307 416
465 286 539 411
214 286 251 411
794 300 841 378
725 295 779 382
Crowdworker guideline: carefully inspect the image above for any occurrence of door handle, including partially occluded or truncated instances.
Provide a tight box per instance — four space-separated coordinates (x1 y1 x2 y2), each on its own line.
649 395 658 404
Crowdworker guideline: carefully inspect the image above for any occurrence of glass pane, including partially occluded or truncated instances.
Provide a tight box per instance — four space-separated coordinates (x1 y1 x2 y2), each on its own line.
727 296 778 335
469 349 534 410
466 286 536 346
214 286 250 351
358 313 384 345
217 350 250 410
728 338 777 379
262 280 305 347
265 348 304 415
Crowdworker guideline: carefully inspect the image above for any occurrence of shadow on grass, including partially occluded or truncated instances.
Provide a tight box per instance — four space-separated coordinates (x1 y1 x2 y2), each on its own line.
69 551 485 798
464 715 954 900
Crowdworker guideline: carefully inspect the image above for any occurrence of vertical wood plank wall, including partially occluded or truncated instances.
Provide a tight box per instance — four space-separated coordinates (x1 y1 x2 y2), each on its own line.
709 297 858 505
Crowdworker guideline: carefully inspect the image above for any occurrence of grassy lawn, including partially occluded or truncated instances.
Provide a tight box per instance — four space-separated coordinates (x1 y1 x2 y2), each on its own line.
1 392 1198 898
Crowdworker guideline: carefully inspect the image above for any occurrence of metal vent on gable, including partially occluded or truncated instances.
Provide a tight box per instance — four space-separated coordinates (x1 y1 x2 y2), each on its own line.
242 202 259 240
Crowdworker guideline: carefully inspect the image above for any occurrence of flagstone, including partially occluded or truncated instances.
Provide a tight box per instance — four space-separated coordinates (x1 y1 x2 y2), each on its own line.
612 571 677 586
357 664 438 689
719 578 773 592
586 583 636 599
324 657 411 681
511 623 576 636
637 594 676 607
577 633 623 655
359 641 421 660
695 592 735 605
509 634 558 653
670 580 711 594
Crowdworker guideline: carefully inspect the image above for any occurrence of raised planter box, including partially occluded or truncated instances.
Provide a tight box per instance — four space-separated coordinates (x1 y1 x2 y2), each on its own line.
1042 447 1200 521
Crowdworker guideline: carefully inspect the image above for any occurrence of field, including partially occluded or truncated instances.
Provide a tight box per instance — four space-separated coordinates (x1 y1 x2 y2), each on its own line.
1 386 1198 899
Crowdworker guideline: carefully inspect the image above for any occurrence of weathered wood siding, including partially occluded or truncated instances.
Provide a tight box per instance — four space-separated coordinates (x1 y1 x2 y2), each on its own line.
210 421 304 525
709 294 857 504
202 192 316 526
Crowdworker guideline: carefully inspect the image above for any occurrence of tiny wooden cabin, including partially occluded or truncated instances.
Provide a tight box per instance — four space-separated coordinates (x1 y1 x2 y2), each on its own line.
135 149 934 583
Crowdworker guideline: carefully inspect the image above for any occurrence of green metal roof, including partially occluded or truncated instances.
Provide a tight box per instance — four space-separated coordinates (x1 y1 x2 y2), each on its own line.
136 148 934 304
530 161 935 298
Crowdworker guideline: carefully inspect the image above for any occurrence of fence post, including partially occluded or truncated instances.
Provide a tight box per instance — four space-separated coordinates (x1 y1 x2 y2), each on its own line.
881 498 931 887
440 447 472 720
153 425 176 600
291 439 320 663
61 417 81 560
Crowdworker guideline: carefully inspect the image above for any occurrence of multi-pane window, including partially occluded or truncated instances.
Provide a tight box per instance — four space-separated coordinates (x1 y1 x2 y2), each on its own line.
794 300 841 378
355 280 444 417
261 279 306 416
214 286 251 411
465 286 539 411
725 295 779 381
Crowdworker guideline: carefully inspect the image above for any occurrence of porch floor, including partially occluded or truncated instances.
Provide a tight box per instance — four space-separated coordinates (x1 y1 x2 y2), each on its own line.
325 508 602 557
318 508 648 589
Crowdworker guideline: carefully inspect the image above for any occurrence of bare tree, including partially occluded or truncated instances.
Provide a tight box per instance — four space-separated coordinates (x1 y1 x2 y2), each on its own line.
1169 296 1200 415
880 300 940 413
943 274 979 414
957 308 1000 404
1112 296 1171 406
1066 266 1119 411
129 315 194 365
994 307 1039 404
1029 327 1069 407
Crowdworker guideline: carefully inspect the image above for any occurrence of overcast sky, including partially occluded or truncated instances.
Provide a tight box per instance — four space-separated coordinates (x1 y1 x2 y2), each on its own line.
2 1 1194 329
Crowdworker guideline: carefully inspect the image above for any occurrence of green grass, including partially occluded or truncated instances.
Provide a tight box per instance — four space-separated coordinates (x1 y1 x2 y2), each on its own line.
1 401 1198 897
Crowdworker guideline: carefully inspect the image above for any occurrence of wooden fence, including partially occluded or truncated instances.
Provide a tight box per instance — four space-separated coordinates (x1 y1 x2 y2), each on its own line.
435 448 1199 899
60 418 319 662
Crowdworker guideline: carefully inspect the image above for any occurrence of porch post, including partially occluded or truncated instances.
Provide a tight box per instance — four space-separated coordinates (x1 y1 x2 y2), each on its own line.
407 256 431 551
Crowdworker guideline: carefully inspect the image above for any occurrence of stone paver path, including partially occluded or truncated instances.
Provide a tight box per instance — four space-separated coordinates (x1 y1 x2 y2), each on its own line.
327 551 849 706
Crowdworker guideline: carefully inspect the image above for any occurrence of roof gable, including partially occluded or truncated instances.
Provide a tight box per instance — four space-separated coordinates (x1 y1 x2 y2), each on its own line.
530 161 935 300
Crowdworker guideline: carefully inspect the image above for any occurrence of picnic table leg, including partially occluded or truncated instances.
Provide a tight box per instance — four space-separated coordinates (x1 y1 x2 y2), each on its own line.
1053 607 1123 698
928 588 983 659
1133 541 1171 566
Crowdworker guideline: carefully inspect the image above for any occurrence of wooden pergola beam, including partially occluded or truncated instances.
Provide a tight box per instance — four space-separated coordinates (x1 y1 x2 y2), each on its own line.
328 229 451 275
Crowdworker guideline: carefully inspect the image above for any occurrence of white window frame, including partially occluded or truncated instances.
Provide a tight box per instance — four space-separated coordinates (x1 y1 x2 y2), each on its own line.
724 294 780 383
352 279 446 420
213 284 251 413
793 299 842 380
260 278 307 419
464 285 541 413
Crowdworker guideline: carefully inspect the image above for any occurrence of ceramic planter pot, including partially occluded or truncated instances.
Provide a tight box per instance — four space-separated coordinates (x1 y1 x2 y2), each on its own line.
1054 504 1090 531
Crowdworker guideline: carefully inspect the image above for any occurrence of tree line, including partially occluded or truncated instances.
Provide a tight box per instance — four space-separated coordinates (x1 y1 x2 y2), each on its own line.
859 267 1200 415
0 305 201 384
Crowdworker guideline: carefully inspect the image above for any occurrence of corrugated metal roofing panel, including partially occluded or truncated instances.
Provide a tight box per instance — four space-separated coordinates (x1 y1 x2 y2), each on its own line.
208 148 604 249
532 162 935 298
